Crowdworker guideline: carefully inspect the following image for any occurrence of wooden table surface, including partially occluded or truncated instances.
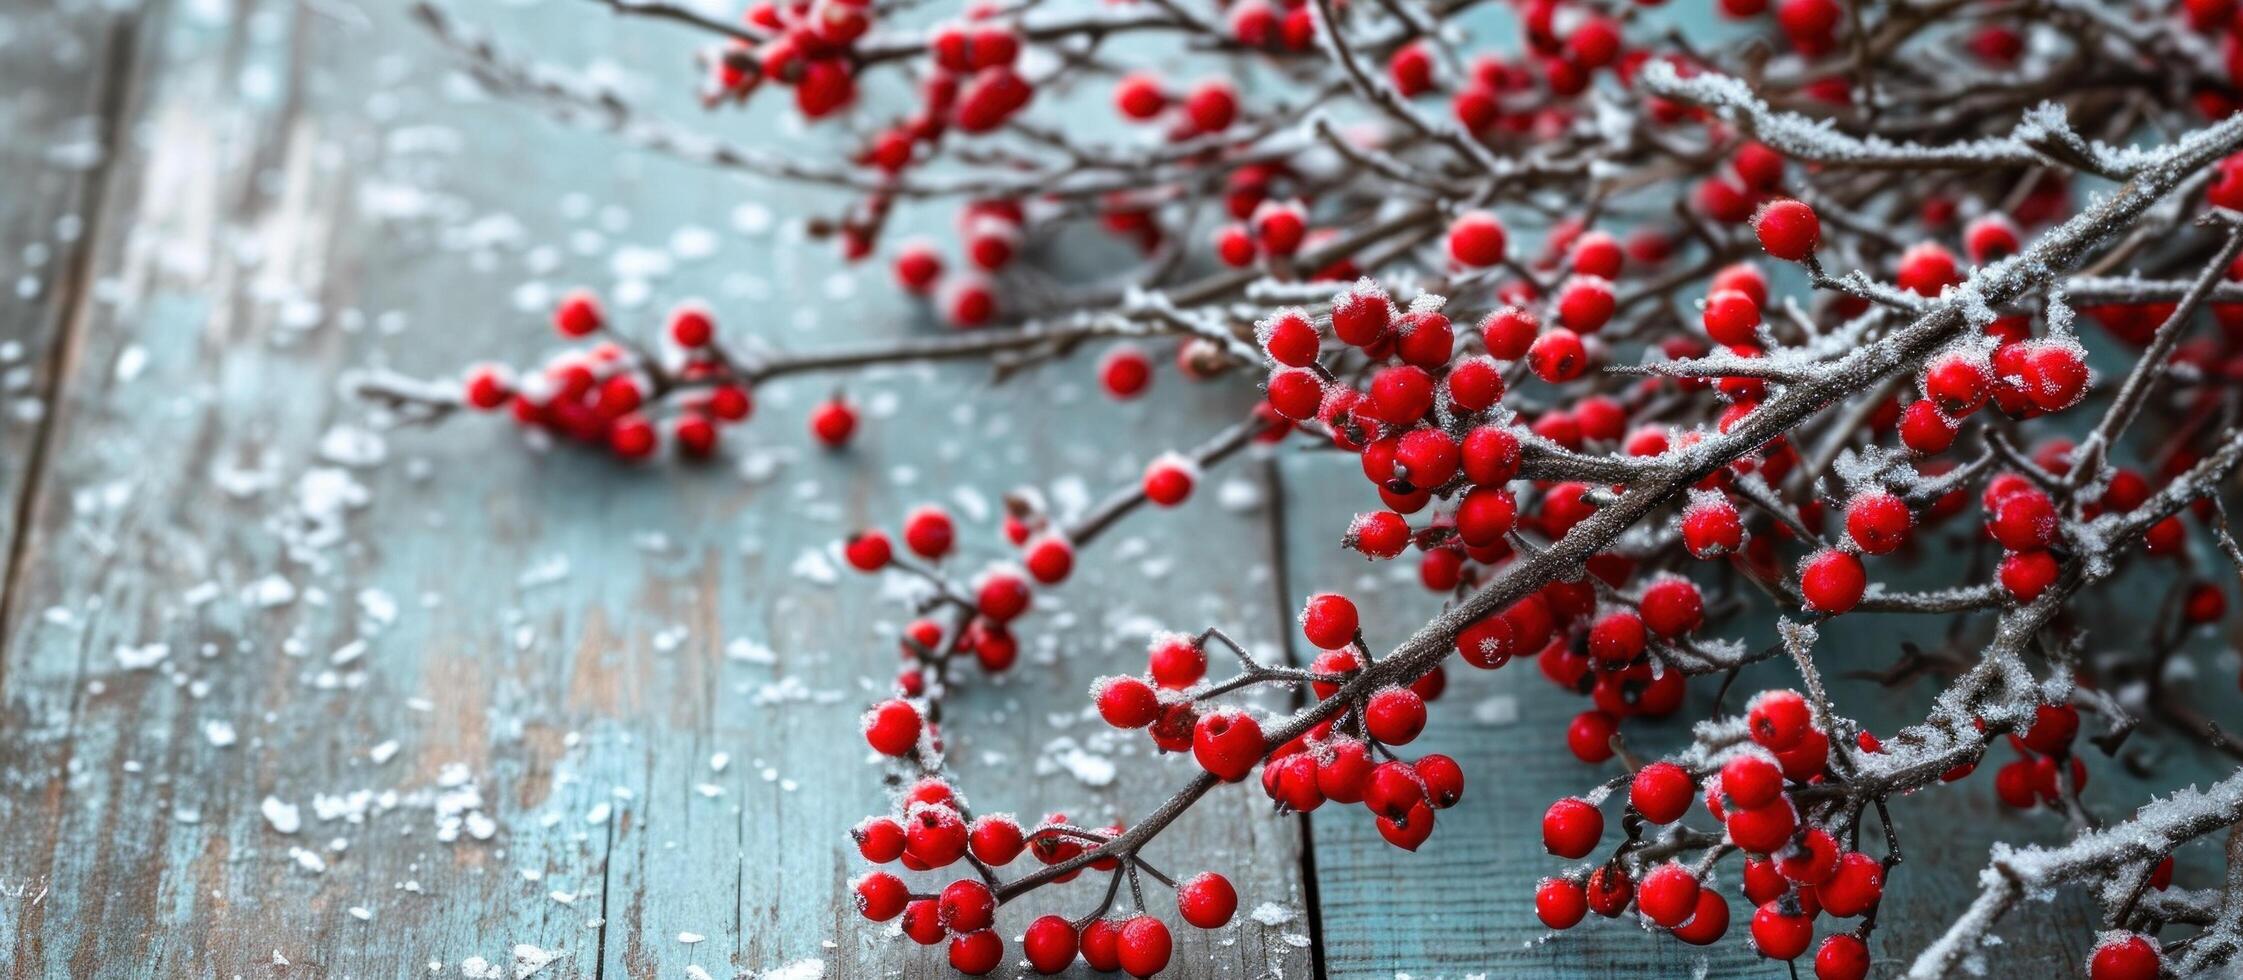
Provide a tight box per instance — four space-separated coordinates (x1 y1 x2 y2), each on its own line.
2 1 2237 977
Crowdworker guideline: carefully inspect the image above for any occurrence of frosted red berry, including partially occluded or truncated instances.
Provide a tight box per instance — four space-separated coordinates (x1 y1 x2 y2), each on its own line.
1177 871 1238 928
1542 797 1604 858
1753 199 1820 260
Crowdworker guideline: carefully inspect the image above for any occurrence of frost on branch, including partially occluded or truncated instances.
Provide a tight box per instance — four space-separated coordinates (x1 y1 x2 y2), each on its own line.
358 0 2243 975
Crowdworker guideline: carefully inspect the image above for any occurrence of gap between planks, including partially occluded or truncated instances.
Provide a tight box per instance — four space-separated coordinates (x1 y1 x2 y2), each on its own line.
1261 453 1331 980
0 10 145 685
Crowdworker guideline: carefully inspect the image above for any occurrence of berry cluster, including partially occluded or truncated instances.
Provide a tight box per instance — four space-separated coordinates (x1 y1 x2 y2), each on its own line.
377 0 2243 975
447 291 859 458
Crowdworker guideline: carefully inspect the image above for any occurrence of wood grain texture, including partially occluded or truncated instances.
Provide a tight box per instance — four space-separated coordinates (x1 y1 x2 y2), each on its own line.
0 0 1311 976
0 0 137 645
1282 452 2242 979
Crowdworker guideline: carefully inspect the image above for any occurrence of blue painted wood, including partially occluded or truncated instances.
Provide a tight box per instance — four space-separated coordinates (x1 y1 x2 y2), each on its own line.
1281 450 2243 978
0 0 1314 977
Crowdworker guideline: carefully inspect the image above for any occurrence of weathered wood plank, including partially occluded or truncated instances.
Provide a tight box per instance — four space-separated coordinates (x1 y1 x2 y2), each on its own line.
0 0 136 639
1283 452 2240 978
0 1 1312 977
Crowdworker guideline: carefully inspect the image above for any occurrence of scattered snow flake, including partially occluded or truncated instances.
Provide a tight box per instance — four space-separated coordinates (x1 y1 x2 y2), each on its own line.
202 720 237 747
115 643 169 670
518 555 571 589
759 960 827 980
369 739 400 764
245 574 297 609
287 846 327 873
725 638 777 664
790 548 838 585
349 906 373 921
262 796 302 834
1249 902 1298 926
512 944 562 978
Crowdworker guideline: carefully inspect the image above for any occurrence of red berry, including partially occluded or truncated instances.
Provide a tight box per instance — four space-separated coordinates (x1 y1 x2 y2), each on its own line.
1897 241 1961 297
2088 932 2161 980
1528 328 1588 382
947 929 1003 976
1672 889 1731 946
853 871 910 921
1721 753 1785 809
1148 633 1208 689
463 364 513 410
1480 306 1538 360
1567 709 1619 763
939 878 996 933
1754 199 1820 260
1556 276 1616 333
1900 399 1959 454
1750 901 1815 960
1587 610 1646 664
1456 487 1518 546
1585 865 1634 917
1097 675 1161 728
1815 934 1871 980
1727 800 1798 854
893 242 944 294
1192 709 1265 781
810 397 858 447
552 290 603 337
1819 851 1885 917
905 804 969 868
1023 533 1075 584
1630 761 1695 823
1415 753 1464 808
1347 510 1411 559
902 505 954 559
1638 863 1701 928
1925 353 1992 416
976 567 1032 622
1100 345 1153 399
1369 365 1436 425
1639 577 1704 638
1114 73 1167 119
1143 454 1197 506
1986 488 2055 551
1177 872 1238 928
1332 287 1393 347
1748 690 1813 751
1019 916 1076 974
1682 495 1746 559
844 530 893 572
1536 876 1588 929
668 305 715 347
1844 490 1912 554
967 815 1025 866
1462 425 1522 486
1300 593 1360 649
1447 210 1509 267
1702 289 1763 346
1116 916 1172 979
1999 549 2059 601
1365 686 1428 745
2020 702 2080 755
1799 549 1865 615
1261 308 1322 366
854 815 907 863
1542 797 1604 858
1079 920 1122 972
607 415 658 458
1252 199 1307 255
863 698 922 756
